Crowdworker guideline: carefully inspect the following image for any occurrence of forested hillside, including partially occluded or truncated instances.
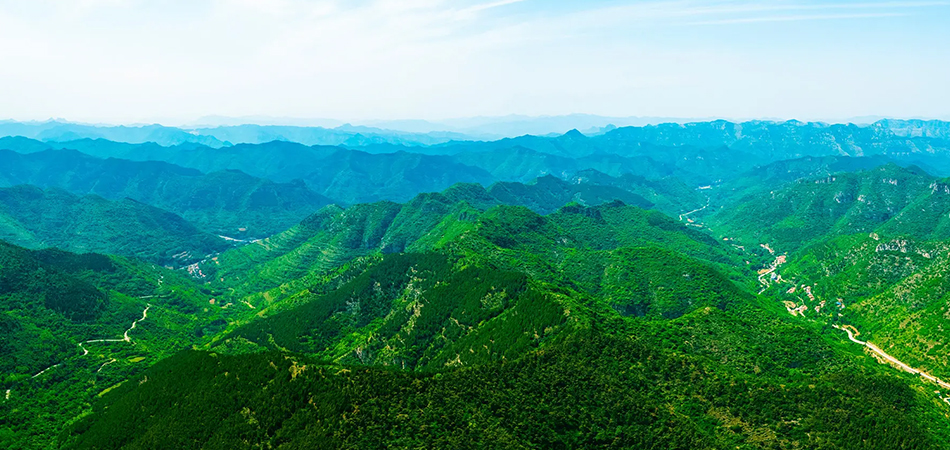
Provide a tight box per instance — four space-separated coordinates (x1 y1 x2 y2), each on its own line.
59 217 950 448
0 149 333 237
4 119 950 449
0 185 229 264
4 0 950 438
65 328 948 449
708 164 944 252
763 234 950 380
0 242 233 449
197 188 749 312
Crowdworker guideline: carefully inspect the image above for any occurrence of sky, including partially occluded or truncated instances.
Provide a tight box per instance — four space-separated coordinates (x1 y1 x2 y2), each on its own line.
0 0 949 125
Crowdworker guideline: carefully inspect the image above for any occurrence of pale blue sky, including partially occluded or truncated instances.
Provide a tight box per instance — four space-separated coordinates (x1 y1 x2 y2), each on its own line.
0 0 948 124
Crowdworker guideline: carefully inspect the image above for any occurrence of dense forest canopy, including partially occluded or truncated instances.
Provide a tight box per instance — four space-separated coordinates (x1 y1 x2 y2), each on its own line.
3 119 950 449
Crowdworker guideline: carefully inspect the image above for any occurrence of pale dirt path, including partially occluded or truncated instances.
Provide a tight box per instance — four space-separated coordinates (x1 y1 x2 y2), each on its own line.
31 364 62 379
96 358 117 373
122 304 151 343
78 303 152 355
30 303 153 381
679 197 710 222
834 324 950 390
759 255 949 391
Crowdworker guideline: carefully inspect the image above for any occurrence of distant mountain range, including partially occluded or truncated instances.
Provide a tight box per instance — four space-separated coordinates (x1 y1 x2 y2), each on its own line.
147 114 712 138
7 118 950 183
0 120 479 147
0 148 333 238
0 120 228 147
0 185 229 264
6 117 950 148
193 114 950 137
10 117 950 449
360 113 703 137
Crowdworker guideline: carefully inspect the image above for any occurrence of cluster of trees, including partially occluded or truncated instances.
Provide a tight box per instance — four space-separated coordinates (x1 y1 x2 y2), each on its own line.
65 329 946 449
0 240 245 449
7 130 950 448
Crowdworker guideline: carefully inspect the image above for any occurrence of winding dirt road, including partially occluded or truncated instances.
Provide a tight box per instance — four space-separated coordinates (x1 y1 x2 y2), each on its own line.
679 197 710 222
760 258 949 391
30 303 153 381
31 364 62 379
122 304 151 343
78 303 152 355
834 324 950 389
96 358 117 373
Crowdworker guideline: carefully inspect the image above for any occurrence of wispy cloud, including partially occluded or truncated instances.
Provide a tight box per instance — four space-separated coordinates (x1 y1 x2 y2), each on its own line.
534 0 950 29
0 0 947 122
459 0 526 15
687 11 910 25
795 1 950 9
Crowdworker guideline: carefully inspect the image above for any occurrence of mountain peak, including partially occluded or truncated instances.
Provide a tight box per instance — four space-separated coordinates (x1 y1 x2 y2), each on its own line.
562 128 586 138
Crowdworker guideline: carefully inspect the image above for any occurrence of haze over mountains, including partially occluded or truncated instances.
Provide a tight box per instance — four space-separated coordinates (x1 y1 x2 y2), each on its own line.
6 117 950 449
3 115 704 145
9 115 950 147
5 0 950 445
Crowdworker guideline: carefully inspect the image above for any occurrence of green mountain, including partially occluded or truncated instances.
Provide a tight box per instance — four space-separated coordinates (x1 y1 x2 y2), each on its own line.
486 174 654 214
710 155 902 205
198 193 481 302
716 163 950 384
0 241 235 449
209 201 754 366
29 140 495 205
0 149 333 237
766 233 950 380
10 119 950 449
569 168 705 216
707 164 942 253
58 205 950 448
198 186 749 312
66 321 950 450
301 150 494 204
876 178 950 239
0 185 229 265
